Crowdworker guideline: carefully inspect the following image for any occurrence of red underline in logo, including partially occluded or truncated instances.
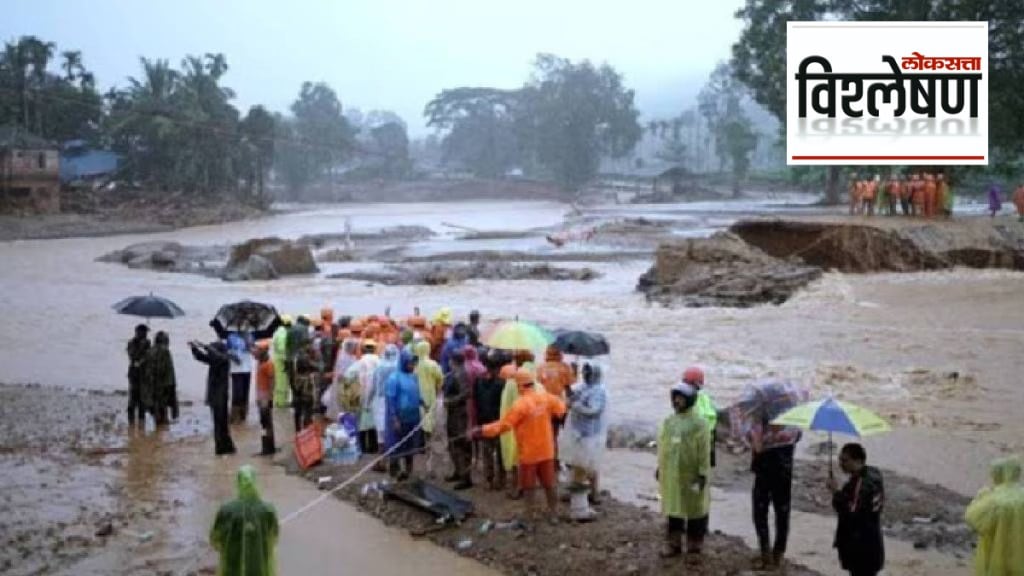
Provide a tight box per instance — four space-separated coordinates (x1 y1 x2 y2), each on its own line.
791 155 985 160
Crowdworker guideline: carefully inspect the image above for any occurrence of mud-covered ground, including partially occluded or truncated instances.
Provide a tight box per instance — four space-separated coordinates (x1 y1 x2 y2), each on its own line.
0 383 211 576
711 447 975 557
287 454 823 576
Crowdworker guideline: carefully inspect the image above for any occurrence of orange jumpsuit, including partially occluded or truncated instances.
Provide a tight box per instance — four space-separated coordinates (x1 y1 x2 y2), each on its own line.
861 181 877 216
482 387 567 465
910 179 925 215
536 348 575 399
849 181 860 215
923 177 937 218
886 180 901 215
1014 186 1024 220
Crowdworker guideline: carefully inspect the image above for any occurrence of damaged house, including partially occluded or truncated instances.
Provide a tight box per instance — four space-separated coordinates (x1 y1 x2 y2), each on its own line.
0 126 60 214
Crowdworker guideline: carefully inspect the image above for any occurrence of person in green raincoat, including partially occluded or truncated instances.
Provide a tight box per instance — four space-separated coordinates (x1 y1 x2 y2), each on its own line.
683 366 717 467
210 465 279 576
657 382 711 560
271 316 292 409
965 456 1024 576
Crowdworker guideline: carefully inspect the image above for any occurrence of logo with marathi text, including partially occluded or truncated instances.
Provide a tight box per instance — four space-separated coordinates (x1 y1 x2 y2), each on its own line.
786 22 988 165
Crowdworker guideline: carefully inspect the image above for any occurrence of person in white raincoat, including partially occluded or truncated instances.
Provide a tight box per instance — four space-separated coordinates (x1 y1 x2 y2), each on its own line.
345 340 380 454
560 362 608 505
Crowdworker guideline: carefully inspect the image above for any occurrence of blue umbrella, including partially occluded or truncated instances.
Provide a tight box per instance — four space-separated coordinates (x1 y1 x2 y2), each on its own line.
112 293 185 323
773 396 891 478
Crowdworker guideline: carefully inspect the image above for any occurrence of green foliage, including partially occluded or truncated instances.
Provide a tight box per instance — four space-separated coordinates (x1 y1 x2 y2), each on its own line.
273 82 355 197
0 36 102 143
525 54 642 191
107 54 244 196
424 87 522 178
698 62 759 195
424 54 642 191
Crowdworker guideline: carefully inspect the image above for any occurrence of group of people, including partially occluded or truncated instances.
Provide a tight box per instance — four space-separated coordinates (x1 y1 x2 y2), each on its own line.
848 172 953 218
849 171 1024 221
127 306 1022 576
125 324 179 429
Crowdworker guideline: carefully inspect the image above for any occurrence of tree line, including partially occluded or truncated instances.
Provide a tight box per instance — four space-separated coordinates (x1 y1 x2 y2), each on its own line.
0 36 411 205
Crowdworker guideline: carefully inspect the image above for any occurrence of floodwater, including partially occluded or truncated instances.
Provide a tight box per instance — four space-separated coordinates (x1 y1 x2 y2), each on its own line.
2 198 1023 574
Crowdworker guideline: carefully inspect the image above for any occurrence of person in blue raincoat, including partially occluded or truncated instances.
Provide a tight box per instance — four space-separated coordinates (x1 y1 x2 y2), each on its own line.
385 351 424 480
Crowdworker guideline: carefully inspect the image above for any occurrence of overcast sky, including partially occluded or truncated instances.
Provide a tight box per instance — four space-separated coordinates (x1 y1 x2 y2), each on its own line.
3 0 745 135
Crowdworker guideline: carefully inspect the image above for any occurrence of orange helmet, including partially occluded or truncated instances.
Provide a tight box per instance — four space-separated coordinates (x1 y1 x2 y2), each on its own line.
682 366 705 387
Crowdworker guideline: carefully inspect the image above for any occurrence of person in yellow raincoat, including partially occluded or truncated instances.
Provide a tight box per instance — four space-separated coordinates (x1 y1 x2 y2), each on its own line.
657 382 711 560
498 362 521 496
210 465 278 576
413 340 442 433
965 456 1024 576
270 315 292 409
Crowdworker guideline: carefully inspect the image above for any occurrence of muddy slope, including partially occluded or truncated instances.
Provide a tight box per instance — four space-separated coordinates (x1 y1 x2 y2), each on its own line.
732 218 1024 273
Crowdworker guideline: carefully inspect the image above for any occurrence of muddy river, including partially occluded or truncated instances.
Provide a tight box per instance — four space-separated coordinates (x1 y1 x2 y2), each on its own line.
1 198 1021 575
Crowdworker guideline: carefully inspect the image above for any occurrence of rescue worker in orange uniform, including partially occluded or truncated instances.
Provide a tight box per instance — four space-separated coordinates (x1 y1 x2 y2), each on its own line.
475 368 567 523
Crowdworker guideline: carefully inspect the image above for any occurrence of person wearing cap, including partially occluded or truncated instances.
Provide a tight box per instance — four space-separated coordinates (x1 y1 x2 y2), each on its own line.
253 341 276 456
348 339 381 454
682 367 718 467
271 315 292 409
657 381 711 561
475 367 567 524
126 324 151 428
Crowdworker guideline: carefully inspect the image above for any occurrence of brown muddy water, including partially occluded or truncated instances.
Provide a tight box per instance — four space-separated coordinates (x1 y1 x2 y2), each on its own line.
1 198 1022 574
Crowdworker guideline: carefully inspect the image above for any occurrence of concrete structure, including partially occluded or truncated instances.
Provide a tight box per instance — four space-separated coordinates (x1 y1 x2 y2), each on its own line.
0 126 60 214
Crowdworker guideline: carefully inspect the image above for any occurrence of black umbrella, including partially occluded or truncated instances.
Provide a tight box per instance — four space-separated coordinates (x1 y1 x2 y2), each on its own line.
112 294 185 322
552 330 610 357
210 300 281 339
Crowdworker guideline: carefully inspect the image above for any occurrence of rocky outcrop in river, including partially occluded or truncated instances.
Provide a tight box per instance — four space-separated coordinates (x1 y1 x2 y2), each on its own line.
636 232 823 307
221 237 319 281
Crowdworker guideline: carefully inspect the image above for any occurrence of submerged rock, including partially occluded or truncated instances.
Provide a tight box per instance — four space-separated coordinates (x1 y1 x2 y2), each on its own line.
637 232 823 307
329 262 599 286
96 241 223 276
221 237 318 281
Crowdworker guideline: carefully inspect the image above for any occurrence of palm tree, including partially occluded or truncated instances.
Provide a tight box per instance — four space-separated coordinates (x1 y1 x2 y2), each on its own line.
61 50 82 82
